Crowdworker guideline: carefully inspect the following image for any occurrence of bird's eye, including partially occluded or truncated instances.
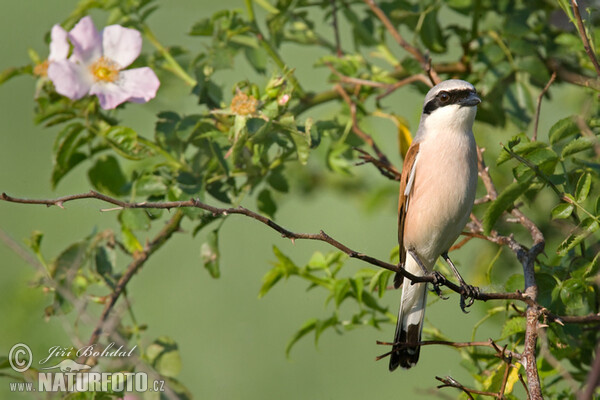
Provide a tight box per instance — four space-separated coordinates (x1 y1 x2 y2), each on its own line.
439 92 450 102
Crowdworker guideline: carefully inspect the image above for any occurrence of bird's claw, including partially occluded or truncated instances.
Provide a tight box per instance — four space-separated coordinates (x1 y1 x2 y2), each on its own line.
459 283 479 313
428 271 449 300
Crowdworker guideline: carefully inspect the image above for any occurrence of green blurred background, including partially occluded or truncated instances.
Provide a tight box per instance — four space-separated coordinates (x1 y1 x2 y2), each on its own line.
0 1 584 399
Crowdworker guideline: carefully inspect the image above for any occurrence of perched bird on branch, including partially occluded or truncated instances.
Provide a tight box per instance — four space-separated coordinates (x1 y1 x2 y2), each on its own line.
390 79 481 370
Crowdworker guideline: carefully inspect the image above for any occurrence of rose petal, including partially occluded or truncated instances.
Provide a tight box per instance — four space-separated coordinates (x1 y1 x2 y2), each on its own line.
69 16 101 64
49 25 69 61
102 25 142 68
47 60 91 100
89 81 131 109
119 68 160 103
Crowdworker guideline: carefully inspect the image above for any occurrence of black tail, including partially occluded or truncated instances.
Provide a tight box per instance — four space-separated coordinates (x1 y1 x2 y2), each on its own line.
389 322 421 371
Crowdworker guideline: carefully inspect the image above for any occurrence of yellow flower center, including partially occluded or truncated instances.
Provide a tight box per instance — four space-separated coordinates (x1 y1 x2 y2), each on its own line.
89 57 120 83
33 60 50 77
230 92 258 115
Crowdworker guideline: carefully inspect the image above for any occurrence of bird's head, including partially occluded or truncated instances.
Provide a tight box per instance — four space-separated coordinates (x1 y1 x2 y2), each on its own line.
421 79 480 133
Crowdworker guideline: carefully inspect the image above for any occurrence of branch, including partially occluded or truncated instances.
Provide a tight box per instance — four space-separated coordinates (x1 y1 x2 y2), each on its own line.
330 0 343 57
363 0 441 85
0 191 545 307
436 376 501 399
580 343 600 400
84 210 184 360
570 0 600 77
532 71 557 141
375 338 522 361
334 84 401 178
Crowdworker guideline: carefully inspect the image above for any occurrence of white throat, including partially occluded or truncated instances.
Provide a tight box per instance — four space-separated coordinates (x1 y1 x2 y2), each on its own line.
423 104 477 136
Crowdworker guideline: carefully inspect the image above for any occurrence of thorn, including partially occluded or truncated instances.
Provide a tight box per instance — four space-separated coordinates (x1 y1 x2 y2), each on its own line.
290 238 295 245
100 207 123 212
223 211 228 216
56 201 64 209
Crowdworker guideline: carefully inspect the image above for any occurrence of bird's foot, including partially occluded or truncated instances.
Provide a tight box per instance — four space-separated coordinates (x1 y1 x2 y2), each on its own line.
459 282 480 313
428 271 448 300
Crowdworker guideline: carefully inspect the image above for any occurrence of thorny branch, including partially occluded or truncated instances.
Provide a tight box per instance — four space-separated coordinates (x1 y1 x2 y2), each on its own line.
2 190 598 330
375 338 522 361
570 0 600 77
84 210 184 360
362 0 441 85
436 376 501 399
532 71 557 141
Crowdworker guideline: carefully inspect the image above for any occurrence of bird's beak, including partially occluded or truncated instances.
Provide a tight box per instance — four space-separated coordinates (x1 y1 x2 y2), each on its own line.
460 92 481 107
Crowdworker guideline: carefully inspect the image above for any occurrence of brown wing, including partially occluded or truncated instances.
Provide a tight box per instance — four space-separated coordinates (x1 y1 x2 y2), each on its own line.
395 142 420 288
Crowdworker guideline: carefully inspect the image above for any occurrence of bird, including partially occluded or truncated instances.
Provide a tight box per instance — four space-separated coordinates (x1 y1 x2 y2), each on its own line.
389 79 481 371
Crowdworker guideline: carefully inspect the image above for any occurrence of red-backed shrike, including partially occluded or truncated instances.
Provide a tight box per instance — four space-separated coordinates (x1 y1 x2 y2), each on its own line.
389 79 481 370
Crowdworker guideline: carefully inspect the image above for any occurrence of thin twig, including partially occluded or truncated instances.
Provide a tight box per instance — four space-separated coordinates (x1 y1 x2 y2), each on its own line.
519 373 532 400
84 210 184 357
532 71 557 141
375 338 522 361
325 62 388 88
330 0 343 57
574 115 600 157
570 0 600 76
362 0 441 85
436 376 501 399
334 84 401 177
538 328 579 394
376 74 432 100
499 362 512 399
354 147 401 181
580 343 600 400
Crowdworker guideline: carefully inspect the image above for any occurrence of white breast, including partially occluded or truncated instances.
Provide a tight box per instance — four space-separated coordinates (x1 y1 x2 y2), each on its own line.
403 105 478 267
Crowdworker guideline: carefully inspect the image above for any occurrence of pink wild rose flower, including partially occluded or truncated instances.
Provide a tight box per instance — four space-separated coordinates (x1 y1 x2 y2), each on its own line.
47 16 160 109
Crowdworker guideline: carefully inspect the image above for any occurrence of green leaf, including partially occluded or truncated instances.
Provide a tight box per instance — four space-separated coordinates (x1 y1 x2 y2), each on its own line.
102 126 154 160
257 189 277 218
267 168 289 193
134 175 168 197
189 18 214 36
549 116 579 144
0 65 32 85
286 318 318 356
315 316 338 345
121 226 143 253
50 241 88 282
551 203 574 219
369 269 393 298
254 0 280 14
51 123 86 188
497 140 545 165
333 279 351 308
419 10 446 53
575 172 592 202
94 246 115 287
349 277 364 305
201 230 220 278
272 246 299 276
87 156 127 196
244 47 268 74
27 231 44 259
146 336 182 378
482 178 532 234
119 209 151 231
501 316 526 338
557 218 600 256
559 278 586 311
258 267 282 298
505 274 524 292
562 137 594 157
